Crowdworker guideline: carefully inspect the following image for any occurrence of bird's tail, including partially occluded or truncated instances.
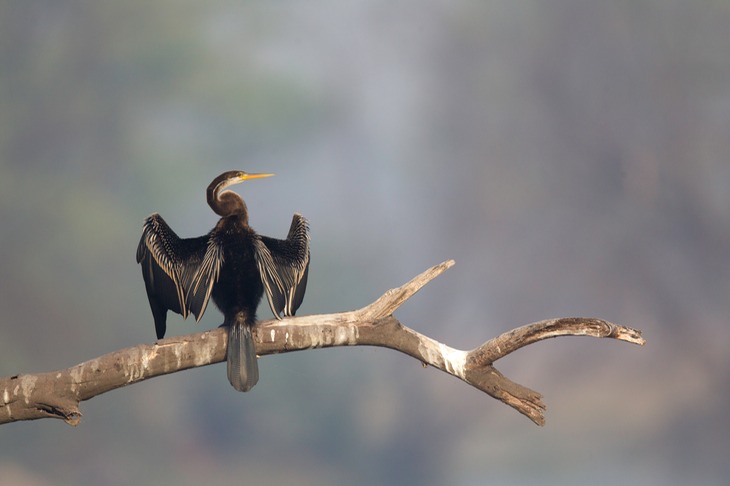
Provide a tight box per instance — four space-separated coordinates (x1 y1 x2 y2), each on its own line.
227 319 259 392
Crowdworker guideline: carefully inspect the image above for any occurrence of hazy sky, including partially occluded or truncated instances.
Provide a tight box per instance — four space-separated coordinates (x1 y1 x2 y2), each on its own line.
1 2 729 485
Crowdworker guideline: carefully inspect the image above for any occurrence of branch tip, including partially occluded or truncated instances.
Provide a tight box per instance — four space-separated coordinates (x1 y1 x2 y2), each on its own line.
360 259 456 318
611 325 645 346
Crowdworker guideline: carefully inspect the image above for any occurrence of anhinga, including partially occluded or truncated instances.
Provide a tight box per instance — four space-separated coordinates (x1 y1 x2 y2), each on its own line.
136 171 310 392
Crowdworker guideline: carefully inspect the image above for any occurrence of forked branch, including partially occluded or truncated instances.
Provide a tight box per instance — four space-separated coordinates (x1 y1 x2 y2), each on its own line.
0 260 644 426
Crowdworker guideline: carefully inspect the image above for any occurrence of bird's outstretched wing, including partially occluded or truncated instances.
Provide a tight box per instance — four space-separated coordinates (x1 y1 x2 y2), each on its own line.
136 213 223 339
254 213 310 318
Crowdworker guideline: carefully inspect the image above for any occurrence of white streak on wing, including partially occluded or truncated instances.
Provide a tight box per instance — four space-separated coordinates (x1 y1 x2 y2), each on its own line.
253 239 284 317
142 216 187 316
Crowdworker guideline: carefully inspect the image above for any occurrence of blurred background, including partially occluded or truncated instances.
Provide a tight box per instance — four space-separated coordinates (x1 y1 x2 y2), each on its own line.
1 1 729 485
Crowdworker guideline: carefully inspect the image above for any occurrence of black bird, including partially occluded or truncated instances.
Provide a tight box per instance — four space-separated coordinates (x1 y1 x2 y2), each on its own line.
136 170 310 391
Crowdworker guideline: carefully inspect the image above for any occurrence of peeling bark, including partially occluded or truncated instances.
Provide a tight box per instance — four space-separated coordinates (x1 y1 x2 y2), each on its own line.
0 260 644 426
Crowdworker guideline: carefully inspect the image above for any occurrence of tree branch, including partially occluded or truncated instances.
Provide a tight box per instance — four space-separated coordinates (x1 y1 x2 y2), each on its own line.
0 260 644 426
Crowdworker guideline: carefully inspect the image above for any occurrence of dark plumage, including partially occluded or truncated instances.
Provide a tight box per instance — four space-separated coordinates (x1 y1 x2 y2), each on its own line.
136 171 310 391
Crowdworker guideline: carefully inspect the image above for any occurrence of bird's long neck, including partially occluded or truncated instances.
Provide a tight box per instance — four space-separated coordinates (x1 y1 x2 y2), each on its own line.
207 180 248 221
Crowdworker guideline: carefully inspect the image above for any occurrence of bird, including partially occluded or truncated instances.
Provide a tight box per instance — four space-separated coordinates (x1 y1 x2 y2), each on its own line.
136 170 310 392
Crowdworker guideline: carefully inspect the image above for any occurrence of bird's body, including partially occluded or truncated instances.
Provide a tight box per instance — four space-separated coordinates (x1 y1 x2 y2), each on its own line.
136 171 309 392
212 217 263 322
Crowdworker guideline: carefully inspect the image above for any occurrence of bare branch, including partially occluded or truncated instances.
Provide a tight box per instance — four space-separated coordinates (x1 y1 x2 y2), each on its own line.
467 317 645 368
0 261 644 426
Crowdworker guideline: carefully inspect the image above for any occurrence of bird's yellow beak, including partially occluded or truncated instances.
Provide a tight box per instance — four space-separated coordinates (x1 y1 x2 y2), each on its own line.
241 172 275 181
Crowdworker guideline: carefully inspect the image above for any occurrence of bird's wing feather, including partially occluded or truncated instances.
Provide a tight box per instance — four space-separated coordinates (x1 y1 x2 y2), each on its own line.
136 213 222 337
181 232 223 321
254 214 310 318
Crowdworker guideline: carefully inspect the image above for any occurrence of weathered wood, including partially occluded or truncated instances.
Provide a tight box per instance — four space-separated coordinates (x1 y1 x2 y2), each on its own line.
0 260 645 426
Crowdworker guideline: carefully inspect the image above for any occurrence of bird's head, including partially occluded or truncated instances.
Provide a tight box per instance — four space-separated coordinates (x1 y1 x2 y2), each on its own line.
207 170 275 217
223 170 275 187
